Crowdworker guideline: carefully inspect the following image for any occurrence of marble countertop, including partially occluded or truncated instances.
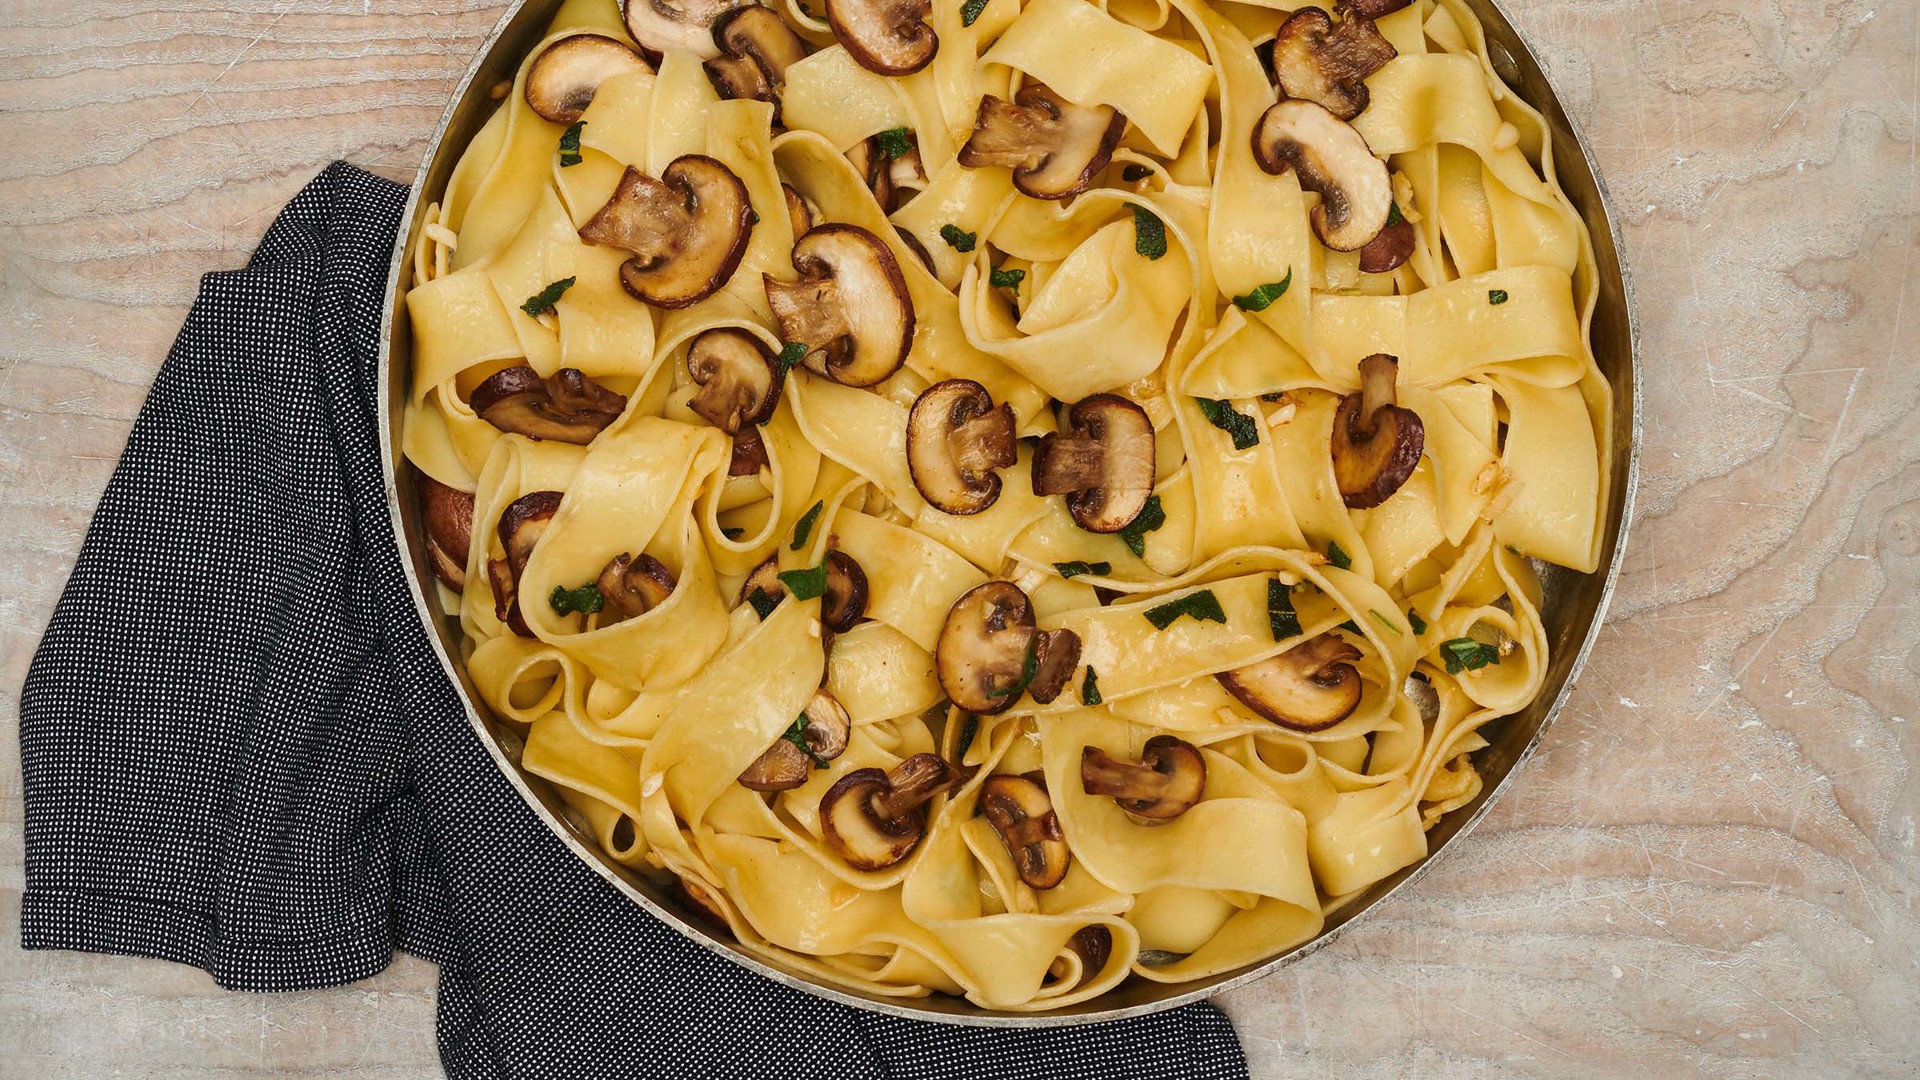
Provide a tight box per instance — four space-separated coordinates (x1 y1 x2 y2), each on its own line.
2 1 1915 1076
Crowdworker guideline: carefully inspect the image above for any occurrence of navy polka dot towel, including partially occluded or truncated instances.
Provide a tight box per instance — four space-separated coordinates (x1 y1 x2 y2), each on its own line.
18 162 1249 1080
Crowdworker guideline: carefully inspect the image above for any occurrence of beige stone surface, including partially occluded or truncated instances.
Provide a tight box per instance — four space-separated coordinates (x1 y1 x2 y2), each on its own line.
1 0 1915 1076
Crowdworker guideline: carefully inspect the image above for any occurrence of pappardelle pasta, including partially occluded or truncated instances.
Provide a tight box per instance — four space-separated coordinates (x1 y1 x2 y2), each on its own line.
403 0 1610 1010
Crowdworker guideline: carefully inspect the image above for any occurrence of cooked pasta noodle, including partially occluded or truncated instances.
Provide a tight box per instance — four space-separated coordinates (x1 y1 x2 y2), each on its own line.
402 0 1609 1010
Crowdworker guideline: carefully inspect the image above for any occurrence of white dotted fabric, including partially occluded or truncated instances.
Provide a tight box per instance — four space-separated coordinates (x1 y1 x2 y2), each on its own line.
18 162 1249 1080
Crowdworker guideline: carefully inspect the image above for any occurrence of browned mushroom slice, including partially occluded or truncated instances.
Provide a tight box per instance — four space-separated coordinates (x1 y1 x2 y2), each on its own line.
711 6 810 120
845 135 895 211
1216 633 1364 731
906 379 1016 515
782 183 815 239
957 84 1125 201
704 51 770 102
578 156 755 309
597 552 677 623
1079 735 1207 821
623 0 750 59
491 490 564 635
819 752 965 869
418 474 475 592
687 328 779 434
1267 4 1397 122
729 425 770 476
763 224 914 387
525 33 654 124
738 556 786 614
980 774 1069 889
1358 215 1415 273
1332 352 1424 508
827 0 937 77
895 227 935 274
1031 394 1155 533
1345 0 1412 16
1050 925 1113 985
820 550 870 633
1251 98 1392 251
739 688 853 790
470 366 628 444
934 581 1083 714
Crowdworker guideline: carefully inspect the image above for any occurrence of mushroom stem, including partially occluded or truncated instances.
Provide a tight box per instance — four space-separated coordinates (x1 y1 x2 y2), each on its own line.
952 406 1017 475
868 753 963 820
1030 435 1106 494
1357 352 1398 436
1080 748 1178 802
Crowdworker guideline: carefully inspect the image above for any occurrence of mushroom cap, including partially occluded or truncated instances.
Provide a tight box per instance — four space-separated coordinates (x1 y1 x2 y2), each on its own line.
1251 98 1392 251
1030 394 1156 534
704 6 810 122
1267 4 1397 122
524 33 653 124
578 156 756 309
739 689 853 791
1345 0 1412 16
418 474 474 592
906 379 1017 515
821 550 871 633
819 753 962 869
845 135 896 211
623 0 750 60
1216 633 1365 731
827 0 937 77
763 224 915 388
957 84 1126 201
470 366 628 444
492 490 563 635
1079 735 1207 821
597 552 677 622
980 774 1070 890
935 581 1039 714
1332 353 1424 509
687 327 779 434
1057 925 1113 986
1358 215 1415 274
704 51 770 102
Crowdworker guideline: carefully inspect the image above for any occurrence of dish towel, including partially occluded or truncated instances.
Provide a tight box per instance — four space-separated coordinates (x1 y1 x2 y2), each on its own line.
18 162 1250 1080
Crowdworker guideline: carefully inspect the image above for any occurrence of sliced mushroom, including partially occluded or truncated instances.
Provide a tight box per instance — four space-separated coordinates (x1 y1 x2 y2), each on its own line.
819 752 965 869
846 135 896 211
907 379 1016 515
782 183 815 239
1345 0 1412 16
1268 4 1397 122
1358 215 1415 273
470 366 628 444
1251 98 1392 251
1332 352 1424 508
418 475 474 592
827 0 937 77
1216 633 1364 731
578 156 755 309
687 328 779 434
596 552 677 623
1079 736 1207 822
738 556 786 614
820 549 870 633
703 5 810 120
739 688 853 790
763 224 914 387
934 581 1082 714
1031 395 1155 533
490 490 563 635
525 33 653 124
1049 925 1113 985
623 0 750 59
957 84 1125 201
980 774 1069 889
729 425 770 476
